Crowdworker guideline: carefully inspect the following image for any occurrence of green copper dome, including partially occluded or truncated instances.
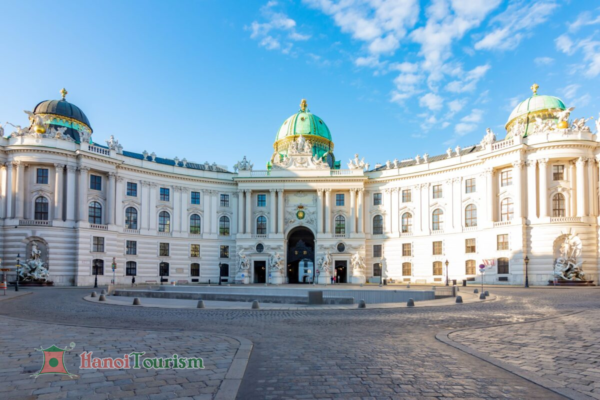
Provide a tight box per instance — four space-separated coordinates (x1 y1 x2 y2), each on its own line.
507 95 566 125
275 104 332 142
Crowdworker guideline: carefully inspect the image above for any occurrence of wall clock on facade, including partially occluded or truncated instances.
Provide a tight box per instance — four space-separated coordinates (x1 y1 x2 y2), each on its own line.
296 210 305 220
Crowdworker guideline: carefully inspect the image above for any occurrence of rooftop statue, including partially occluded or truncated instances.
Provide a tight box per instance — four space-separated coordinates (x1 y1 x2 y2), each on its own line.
234 156 253 172
348 154 367 170
554 107 575 124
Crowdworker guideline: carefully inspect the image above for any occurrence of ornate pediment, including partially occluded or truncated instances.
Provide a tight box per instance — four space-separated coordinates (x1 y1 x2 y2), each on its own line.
272 135 330 170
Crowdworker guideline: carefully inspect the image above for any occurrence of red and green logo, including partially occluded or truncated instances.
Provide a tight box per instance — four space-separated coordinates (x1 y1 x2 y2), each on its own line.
32 343 78 379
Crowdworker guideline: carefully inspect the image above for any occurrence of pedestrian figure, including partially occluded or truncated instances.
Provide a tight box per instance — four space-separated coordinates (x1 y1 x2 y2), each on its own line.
331 275 334 285
131 276 136 287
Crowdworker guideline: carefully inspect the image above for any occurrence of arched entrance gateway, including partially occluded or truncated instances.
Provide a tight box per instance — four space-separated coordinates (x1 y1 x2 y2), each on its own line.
286 227 315 284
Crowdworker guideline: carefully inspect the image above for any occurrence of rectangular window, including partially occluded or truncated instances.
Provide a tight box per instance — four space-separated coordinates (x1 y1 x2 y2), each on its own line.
498 258 509 274
190 263 200 277
432 241 443 255
257 194 266 207
90 175 102 191
433 185 443 199
336 193 345 206
402 262 411 276
465 178 476 193
126 261 137 276
501 170 513 187
553 165 565 181
191 191 201 205
402 243 411 257
92 237 104 253
126 182 137 197
373 245 382 258
497 234 509 250
159 243 170 257
160 188 170 201
220 194 229 207
373 193 382 206
36 168 49 184
220 245 229 259
465 238 476 253
159 262 169 277
190 244 200 258
465 260 476 275
373 263 382 277
126 240 137 255
433 262 443 276
402 189 412 203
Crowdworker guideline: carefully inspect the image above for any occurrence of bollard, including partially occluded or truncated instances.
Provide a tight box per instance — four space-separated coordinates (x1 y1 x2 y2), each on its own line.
197 300 205 309
251 300 260 310
455 296 463 304
474 289 479 294
98 294 106 302
407 298 415 307
462 280 467 287
407 284 410 288
484 291 490 297
358 300 366 309
133 298 141 306
479 293 486 300
90 292 97 298
101 289 107 295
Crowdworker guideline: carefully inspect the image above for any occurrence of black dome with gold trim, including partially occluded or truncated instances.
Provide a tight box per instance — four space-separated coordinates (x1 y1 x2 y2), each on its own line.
32 88 92 142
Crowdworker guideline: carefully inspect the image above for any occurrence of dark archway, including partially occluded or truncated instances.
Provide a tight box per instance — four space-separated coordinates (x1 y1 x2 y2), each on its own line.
286 227 315 284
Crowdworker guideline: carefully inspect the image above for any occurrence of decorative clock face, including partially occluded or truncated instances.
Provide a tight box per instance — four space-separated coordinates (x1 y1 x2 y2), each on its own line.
296 210 305 220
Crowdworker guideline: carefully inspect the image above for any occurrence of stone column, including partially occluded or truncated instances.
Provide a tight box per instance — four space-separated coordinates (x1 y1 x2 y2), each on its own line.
350 189 356 234
526 160 537 221
414 185 422 233
172 187 181 232
277 189 284 234
245 189 252 234
270 189 277 234
203 189 211 234
538 159 549 218
424 183 431 232
77 166 89 222
149 184 157 230
317 189 324 234
238 190 244 234
54 164 65 221
588 159 596 216
141 181 150 230
485 168 494 223
325 189 331 234
107 172 116 225
512 161 524 220
181 188 188 233
0 163 6 219
115 176 124 227
211 190 218 234
4 162 13 219
357 189 364 234
576 157 587 218
66 166 76 221
447 180 454 229
386 189 393 233
14 162 25 219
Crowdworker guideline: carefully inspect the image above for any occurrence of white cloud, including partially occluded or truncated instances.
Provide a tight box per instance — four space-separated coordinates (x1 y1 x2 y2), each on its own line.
474 1 558 51
448 99 466 113
556 35 600 78
455 122 476 135
419 92 444 110
249 2 311 53
561 84 580 101
555 34 574 55
534 56 554 66
460 108 483 123
446 64 490 93
569 10 600 32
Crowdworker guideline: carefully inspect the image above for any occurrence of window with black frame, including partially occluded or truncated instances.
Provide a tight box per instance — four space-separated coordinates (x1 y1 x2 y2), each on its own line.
125 207 138 229
159 262 169 277
34 197 49 220
92 259 104 275
190 214 201 234
88 201 102 224
126 261 137 276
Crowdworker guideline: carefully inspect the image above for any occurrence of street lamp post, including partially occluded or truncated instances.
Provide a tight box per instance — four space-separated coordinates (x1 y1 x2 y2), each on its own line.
15 254 21 292
94 261 98 288
445 259 449 286
524 255 530 288
111 258 116 286
218 263 222 286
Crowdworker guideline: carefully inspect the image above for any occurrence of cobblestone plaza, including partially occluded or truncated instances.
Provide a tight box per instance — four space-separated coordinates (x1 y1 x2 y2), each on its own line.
0 286 599 399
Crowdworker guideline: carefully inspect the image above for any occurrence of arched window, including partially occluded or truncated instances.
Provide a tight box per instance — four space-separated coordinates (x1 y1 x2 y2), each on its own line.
465 260 476 275
498 257 509 274
159 262 170 277
465 204 477 227
335 215 346 235
190 263 200 277
256 216 267 235
219 216 230 236
92 259 104 275
500 198 514 221
125 207 138 229
432 209 444 231
552 193 566 217
373 215 383 234
190 214 201 234
402 262 411 276
34 197 49 221
433 261 443 276
158 211 171 232
401 213 412 233
126 261 137 276
89 201 102 224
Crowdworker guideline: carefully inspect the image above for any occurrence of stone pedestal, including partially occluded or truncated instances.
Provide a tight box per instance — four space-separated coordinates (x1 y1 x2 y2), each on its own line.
235 273 250 285
350 276 366 284
269 271 284 285
317 275 331 285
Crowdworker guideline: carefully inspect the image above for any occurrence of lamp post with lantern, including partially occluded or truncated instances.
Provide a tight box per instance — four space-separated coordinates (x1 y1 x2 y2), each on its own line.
15 254 21 292
524 255 530 288
445 259 450 286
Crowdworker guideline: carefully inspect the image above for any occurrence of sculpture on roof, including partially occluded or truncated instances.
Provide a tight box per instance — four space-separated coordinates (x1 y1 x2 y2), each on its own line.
554 107 575 124
348 154 367 170
106 135 123 154
234 156 253 172
480 128 496 149
571 117 592 132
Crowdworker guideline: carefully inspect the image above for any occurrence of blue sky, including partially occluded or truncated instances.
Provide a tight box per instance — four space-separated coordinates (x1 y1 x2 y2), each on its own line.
1 0 598 170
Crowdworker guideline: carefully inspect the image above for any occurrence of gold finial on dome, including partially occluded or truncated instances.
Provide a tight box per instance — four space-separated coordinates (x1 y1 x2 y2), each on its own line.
300 99 307 112
530 83 539 96
60 88 68 100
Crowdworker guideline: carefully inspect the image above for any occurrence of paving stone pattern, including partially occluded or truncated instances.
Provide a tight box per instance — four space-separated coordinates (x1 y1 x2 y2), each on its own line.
451 310 600 399
0 317 238 400
1 287 599 399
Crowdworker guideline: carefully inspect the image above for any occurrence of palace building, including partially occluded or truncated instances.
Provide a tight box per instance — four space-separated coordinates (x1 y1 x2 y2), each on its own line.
0 86 598 286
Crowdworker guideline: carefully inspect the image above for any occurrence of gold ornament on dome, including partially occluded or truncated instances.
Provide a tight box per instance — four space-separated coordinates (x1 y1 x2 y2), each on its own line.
300 99 307 112
60 88 68 100
530 83 539 95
